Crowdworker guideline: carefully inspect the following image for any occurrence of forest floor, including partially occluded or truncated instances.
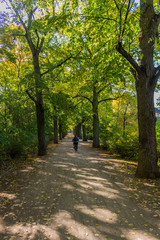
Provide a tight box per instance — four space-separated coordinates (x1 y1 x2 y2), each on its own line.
0 134 160 240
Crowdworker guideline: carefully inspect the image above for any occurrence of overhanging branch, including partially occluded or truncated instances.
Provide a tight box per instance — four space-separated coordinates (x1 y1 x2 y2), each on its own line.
98 94 123 104
41 51 81 76
72 95 93 104
116 42 141 74
41 55 72 76
26 90 37 105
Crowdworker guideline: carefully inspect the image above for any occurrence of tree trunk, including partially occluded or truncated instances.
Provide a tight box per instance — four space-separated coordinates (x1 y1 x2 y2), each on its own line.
36 100 46 155
136 74 159 178
78 123 82 139
54 116 58 144
74 124 82 138
123 104 128 137
135 0 159 178
34 55 46 156
25 32 46 156
59 117 63 140
92 86 100 148
82 124 87 141
116 0 160 178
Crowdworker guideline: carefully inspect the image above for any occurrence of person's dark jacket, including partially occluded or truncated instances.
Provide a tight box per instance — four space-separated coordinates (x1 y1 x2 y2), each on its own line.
72 136 79 142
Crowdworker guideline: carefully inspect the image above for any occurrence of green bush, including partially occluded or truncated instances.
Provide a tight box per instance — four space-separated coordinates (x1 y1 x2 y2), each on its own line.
113 139 138 159
6 139 24 158
100 123 139 160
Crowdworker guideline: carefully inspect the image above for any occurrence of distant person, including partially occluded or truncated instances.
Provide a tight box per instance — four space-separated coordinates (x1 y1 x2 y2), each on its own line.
72 135 79 151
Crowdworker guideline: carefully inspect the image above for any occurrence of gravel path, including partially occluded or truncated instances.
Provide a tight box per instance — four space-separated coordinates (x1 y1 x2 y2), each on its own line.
0 136 160 240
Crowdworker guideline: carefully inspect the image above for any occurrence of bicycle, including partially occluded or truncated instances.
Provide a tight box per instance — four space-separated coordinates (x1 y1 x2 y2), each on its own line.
73 141 78 151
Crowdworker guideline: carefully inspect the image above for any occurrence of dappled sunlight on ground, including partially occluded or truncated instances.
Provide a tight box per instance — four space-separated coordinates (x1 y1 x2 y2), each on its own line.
124 229 159 240
0 193 16 200
93 188 119 199
0 139 160 239
52 210 97 240
8 222 60 239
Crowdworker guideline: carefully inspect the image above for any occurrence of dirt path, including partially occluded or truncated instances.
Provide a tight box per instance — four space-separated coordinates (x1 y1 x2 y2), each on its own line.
0 137 160 240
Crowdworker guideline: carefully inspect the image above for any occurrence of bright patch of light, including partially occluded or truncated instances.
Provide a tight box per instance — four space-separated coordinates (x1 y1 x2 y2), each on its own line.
0 0 10 13
154 91 160 107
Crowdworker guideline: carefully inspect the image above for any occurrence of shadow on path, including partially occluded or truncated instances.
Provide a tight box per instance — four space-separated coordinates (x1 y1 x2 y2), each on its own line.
0 138 160 240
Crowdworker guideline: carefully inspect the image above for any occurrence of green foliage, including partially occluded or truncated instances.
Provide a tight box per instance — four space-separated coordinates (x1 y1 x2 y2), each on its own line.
100 122 139 160
99 91 138 160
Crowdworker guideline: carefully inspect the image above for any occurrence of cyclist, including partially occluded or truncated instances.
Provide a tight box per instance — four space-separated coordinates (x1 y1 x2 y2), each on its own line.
72 135 79 151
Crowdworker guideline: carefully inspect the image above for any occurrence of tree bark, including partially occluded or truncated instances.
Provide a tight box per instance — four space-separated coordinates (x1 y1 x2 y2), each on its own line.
78 123 82 139
136 73 159 178
33 54 46 156
92 86 100 148
135 0 159 178
54 116 58 144
82 124 87 141
59 117 63 140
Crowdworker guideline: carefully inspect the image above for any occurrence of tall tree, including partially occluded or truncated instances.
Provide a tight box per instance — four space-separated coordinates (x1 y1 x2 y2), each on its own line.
7 0 48 155
116 0 160 178
6 0 75 155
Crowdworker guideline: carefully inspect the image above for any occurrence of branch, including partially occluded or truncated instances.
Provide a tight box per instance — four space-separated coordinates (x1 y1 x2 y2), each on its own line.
98 83 108 94
98 95 123 104
35 30 44 53
121 0 132 37
113 0 119 10
84 15 118 23
41 55 72 76
116 42 141 74
41 51 81 76
38 37 45 53
80 36 92 56
72 95 93 104
8 0 27 31
26 90 37 104
27 7 38 30
35 29 40 50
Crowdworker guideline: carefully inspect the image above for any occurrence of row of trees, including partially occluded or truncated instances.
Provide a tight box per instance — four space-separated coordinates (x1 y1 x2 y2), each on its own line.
0 0 160 178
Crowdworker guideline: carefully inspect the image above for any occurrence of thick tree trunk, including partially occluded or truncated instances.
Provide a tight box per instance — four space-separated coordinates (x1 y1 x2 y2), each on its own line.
135 0 159 178
82 124 87 141
34 54 46 156
116 0 160 178
136 74 159 178
54 117 58 144
92 86 100 148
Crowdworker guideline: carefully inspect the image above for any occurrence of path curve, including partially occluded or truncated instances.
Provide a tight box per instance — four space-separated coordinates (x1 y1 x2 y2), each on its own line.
0 137 160 240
